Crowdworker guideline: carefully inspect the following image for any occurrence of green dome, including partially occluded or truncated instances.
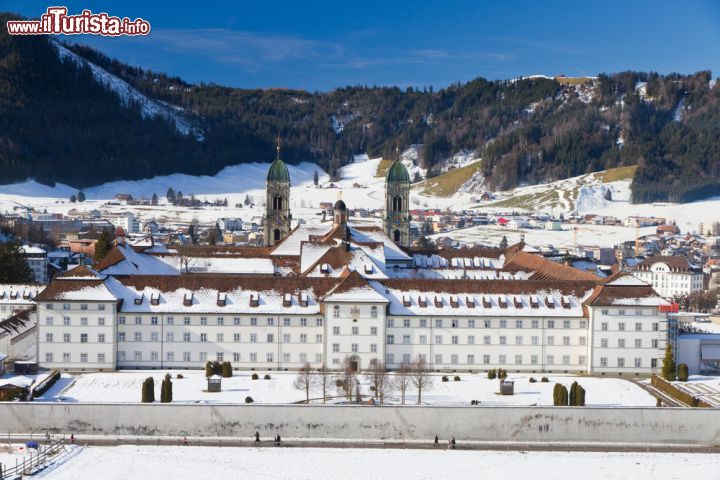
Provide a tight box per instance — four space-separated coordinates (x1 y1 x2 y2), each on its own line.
267 158 290 183
386 160 410 183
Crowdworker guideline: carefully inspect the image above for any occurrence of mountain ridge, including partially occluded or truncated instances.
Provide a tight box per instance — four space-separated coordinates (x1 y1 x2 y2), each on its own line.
1 12 719 203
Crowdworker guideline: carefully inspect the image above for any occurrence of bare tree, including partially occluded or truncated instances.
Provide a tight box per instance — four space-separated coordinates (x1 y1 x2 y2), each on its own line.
410 357 433 405
293 362 314 403
338 356 358 403
394 361 412 405
364 359 391 404
317 364 332 404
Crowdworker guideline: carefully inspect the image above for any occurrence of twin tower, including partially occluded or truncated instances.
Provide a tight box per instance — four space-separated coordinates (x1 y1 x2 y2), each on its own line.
264 152 411 247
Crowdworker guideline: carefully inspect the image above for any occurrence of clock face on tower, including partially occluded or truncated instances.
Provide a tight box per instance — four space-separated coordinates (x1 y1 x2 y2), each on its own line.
273 215 284 226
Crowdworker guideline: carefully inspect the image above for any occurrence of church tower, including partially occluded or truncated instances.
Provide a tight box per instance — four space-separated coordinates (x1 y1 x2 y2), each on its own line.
384 151 410 246
264 140 292 246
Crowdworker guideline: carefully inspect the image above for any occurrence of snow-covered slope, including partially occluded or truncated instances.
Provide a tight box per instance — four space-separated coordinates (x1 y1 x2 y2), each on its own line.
54 42 204 141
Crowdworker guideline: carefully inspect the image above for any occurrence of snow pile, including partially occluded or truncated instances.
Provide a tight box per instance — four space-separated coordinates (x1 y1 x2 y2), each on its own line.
54 42 204 141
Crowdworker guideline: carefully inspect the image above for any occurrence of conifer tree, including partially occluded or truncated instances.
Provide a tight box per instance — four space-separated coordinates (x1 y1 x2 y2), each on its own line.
661 342 676 381
313 170 319 186
677 363 689 382
151 193 159 206
0 242 33 282
94 229 114 262
221 361 232 378
160 373 173 403
166 187 176 204
77 191 86 202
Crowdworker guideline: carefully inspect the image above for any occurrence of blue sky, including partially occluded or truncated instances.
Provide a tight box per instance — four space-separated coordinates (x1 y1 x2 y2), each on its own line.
5 1 720 91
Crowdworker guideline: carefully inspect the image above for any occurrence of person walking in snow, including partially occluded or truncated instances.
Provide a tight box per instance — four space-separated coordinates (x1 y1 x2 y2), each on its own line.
70 434 74 444
182 436 188 446
254 431 260 443
451 436 456 450
434 435 439 447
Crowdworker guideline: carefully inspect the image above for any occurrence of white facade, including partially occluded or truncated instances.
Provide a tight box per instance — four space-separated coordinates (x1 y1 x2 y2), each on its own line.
0 285 42 320
20 246 48 284
588 306 666 374
37 299 117 370
633 259 704 298
35 272 669 376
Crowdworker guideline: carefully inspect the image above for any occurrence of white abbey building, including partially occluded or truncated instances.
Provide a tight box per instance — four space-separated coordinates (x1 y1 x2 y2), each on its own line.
632 256 704 299
34 156 671 375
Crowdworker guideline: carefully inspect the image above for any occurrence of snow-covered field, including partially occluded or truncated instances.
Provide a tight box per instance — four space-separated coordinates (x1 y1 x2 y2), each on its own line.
38 446 720 480
36 370 656 407
2 150 718 246
429 223 657 249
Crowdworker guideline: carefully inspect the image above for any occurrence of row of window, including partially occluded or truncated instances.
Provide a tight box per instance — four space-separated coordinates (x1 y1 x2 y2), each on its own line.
599 309 654 316
384 353 588 366
599 357 658 368
45 317 106 326
386 319 588 329
117 316 324 326
45 351 325 364
44 333 105 343
333 305 379 318
116 332 324 343
387 334 587 346
46 303 106 311
331 343 378 353
599 338 660 349
599 322 660 332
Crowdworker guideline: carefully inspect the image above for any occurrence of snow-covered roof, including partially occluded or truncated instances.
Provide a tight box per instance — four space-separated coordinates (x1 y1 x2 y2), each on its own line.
157 256 274 275
95 244 179 276
271 225 333 257
0 285 43 304
376 280 593 317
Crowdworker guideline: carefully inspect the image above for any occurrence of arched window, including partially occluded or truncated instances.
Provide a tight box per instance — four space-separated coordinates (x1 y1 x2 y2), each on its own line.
393 230 401 242
273 195 283 210
392 195 403 212
274 229 281 241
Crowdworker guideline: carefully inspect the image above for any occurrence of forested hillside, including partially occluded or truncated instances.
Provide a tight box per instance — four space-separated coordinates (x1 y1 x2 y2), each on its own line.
1 12 718 202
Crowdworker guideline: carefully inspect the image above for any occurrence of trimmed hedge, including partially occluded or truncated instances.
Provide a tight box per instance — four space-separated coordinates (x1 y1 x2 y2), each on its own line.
651 374 705 407
32 370 61 398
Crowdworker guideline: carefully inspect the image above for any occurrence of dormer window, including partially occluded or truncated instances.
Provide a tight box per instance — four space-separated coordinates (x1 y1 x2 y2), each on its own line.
498 296 508 309
134 294 144 305
299 292 309 307
434 296 443 308
217 292 227 307
449 295 459 308
545 296 555 308
365 263 374 274
150 293 160 306
183 292 193 307
418 296 427 308
513 296 523 308
530 295 539 309
466 296 475 308
249 293 259 308
561 296 571 309
283 293 292 308
320 263 330 274
402 295 411 307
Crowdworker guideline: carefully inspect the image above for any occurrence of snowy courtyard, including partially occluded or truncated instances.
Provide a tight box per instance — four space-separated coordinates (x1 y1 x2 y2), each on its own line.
34 446 720 480
31 370 657 407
